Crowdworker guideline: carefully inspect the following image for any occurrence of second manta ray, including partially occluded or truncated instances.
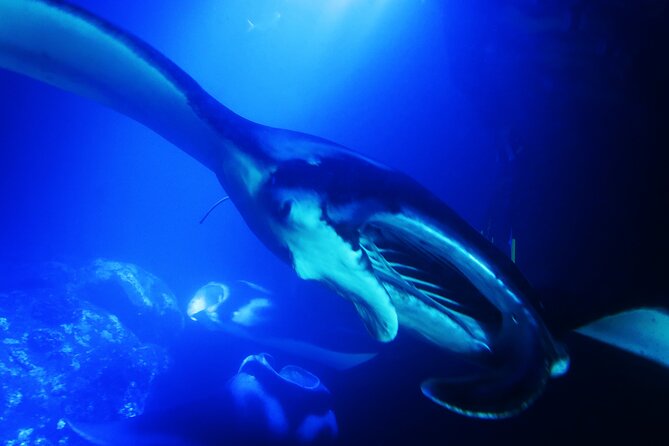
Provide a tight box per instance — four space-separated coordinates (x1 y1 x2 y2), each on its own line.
1 0 664 419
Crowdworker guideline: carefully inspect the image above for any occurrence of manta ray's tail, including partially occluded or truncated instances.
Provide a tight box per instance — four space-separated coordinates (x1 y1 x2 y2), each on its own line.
575 307 669 369
0 0 240 172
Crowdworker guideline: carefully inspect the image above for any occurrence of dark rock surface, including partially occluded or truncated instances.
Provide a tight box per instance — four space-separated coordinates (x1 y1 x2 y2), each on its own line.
75 259 184 344
0 260 181 445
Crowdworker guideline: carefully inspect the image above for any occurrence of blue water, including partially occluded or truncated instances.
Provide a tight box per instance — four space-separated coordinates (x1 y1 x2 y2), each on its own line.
0 1 667 445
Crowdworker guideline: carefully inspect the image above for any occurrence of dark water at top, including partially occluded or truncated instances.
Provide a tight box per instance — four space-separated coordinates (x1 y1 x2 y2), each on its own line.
0 1 667 445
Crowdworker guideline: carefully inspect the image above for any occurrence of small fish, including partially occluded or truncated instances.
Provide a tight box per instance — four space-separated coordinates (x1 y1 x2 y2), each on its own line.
246 11 281 33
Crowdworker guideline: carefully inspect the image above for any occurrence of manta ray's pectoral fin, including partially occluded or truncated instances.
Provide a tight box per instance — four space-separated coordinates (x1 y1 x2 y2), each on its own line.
576 307 669 369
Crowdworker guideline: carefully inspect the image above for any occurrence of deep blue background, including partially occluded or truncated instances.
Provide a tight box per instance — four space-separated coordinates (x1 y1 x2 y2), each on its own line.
1 0 667 444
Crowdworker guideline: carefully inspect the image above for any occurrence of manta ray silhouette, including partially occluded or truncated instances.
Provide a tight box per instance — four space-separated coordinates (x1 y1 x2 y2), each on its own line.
0 0 664 418
68 353 338 446
186 280 379 371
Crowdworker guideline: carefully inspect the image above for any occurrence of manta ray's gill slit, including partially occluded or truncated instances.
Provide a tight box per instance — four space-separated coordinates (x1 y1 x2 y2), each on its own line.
377 247 403 256
402 276 446 292
421 289 463 308
401 213 524 308
386 261 421 273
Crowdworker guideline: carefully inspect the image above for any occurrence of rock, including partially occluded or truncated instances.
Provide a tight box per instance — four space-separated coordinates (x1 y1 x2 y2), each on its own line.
0 261 175 445
75 259 184 344
0 262 76 295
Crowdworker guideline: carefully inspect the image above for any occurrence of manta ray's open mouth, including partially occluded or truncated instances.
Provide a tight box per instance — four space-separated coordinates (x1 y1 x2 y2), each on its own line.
360 218 503 344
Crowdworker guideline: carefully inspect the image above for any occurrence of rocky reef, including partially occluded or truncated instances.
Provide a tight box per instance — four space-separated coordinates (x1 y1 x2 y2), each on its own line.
0 260 182 445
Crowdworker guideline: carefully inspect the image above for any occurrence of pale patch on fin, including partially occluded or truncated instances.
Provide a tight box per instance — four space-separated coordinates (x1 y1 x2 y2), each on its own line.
232 297 272 327
575 308 669 368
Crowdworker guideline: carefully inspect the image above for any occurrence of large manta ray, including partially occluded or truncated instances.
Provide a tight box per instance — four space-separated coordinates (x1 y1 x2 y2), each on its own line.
1 0 664 419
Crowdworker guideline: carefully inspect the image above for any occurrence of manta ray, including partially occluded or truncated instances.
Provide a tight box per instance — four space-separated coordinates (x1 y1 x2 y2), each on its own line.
1 0 666 419
186 280 379 371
